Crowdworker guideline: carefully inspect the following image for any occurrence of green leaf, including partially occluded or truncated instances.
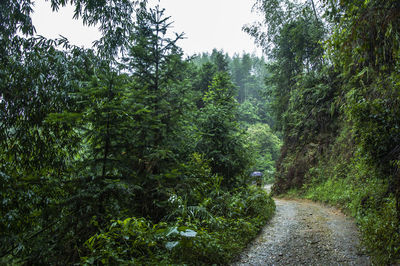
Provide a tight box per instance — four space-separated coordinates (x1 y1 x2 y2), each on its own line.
165 241 179 250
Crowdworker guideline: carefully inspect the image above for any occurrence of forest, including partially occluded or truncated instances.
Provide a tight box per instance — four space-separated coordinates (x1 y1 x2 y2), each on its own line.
244 0 400 264
1 0 400 265
1 1 278 264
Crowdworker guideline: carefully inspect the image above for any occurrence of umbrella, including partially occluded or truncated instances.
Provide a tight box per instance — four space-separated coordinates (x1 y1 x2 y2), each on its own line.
250 171 262 177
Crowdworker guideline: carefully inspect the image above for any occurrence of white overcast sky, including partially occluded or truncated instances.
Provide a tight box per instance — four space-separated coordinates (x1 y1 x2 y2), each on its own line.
31 0 264 57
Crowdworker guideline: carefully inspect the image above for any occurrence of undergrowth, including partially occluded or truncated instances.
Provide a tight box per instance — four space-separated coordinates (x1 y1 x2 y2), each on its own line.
80 155 275 265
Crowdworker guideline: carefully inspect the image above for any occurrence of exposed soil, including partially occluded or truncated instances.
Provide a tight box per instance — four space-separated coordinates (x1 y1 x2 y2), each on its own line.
233 185 370 266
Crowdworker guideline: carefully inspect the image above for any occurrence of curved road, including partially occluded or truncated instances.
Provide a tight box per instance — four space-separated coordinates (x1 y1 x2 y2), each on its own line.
233 185 370 265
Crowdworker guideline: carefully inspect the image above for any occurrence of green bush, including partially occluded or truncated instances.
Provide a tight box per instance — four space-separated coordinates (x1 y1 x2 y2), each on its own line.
81 188 275 265
358 196 400 265
81 156 275 265
81 217 169 265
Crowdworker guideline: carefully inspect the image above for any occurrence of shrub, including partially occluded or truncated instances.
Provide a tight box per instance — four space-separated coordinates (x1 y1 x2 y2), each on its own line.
358 196 400 265
81 186 275 265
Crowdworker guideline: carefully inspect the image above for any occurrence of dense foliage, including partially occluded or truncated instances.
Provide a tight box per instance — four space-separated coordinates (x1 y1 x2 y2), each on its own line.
0 1 276 264
192 51 282 181
245 123 281 182
247 0 400 263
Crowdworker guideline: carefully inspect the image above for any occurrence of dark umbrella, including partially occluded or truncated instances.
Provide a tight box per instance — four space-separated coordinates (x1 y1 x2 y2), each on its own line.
250 171 262 177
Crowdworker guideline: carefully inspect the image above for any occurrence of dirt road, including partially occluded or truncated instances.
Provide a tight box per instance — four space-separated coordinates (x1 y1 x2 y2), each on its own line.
233 185 370 265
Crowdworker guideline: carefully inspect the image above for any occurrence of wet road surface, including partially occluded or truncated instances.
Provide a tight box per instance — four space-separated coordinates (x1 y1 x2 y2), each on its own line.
233 186 370 266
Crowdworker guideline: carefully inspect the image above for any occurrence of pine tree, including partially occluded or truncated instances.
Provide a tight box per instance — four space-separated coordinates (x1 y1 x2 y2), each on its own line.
124 4 189 219
196 72 250 188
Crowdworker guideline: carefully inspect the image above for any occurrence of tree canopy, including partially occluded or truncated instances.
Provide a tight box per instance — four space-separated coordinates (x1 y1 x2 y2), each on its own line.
0 2 277 264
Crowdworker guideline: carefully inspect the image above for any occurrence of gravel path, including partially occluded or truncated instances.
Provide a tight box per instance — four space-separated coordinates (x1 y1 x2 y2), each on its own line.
233 186 370 266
